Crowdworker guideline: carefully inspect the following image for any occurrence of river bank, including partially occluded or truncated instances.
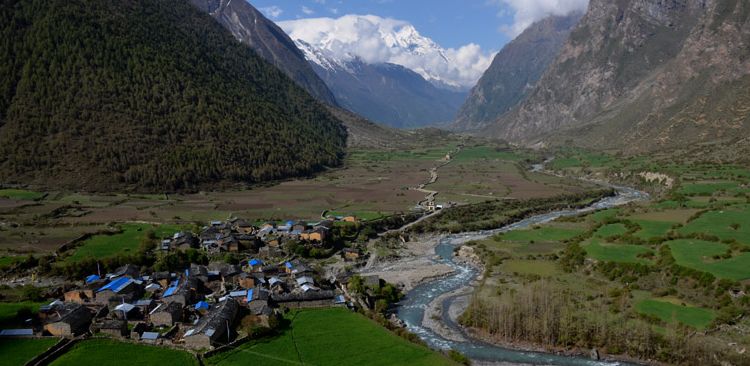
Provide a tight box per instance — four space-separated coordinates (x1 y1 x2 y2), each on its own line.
382 185 650 366
361 234 456 292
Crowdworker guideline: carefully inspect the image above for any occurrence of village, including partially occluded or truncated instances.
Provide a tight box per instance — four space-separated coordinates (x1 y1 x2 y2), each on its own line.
0 215 396 357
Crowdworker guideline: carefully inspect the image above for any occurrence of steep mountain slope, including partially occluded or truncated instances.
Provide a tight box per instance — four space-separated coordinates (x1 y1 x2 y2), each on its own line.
304 54 467 129
280 16 478 128
454 13 582 131
485 0 750 152
188 0 337 105
0 0 347 192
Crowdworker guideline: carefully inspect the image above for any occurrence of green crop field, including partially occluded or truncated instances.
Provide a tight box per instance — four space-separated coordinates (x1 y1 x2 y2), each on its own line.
636 299 715 330
584 239 651 264
452 146 527 162
0 302 44 328
65 223 183 263
206 308 454 366
677 206 750 244
500 260 560 276
667 239 750 280
595 223 628 238
589 208 620 222
0 256 18 269
548 150 616 170
0 189 45 201
496 227 583 243
677 181 740 196
50 339 198 366
632 220 674 240
0 338 59 366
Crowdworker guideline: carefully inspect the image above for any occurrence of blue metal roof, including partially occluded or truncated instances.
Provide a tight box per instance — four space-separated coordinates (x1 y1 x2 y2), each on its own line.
194 301 210 310
246 289 254 303
249 259 262 266
96 277 130 293
163 279 180 298
85 274 100 284
141 332 159 340
113 279 134 293
285 262 293 269
163 286 177 297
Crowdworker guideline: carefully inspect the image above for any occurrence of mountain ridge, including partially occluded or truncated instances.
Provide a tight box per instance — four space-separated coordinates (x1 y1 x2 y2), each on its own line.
0 0 347 192
453 13 582 131
188 0 337 105
482 0 750 152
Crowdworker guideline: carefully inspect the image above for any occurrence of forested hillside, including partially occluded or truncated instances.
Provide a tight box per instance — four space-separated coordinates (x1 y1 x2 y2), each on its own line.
0 0 347 192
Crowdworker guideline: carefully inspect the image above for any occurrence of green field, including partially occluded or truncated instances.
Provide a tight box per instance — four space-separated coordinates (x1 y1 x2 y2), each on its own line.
595 223 629 238
632 220 674 240
452 146 527 162
589 208 620 222
496 227 583 244
678 181 740 196
548 150 617 170
50 339 198 366
0 302 44 328
0 337 59 366
65 223 183 262
636 299 715 330
206 308 454 366
0 256 18 269
584 239 651 264
668 239 750 280
500 260 560 276
677 206 750 244
0 189 45 200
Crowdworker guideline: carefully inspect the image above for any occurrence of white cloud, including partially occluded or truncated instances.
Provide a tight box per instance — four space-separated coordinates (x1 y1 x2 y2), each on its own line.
493 0 588 36
259 5 283 19
301 6 314 15
279 15 495 88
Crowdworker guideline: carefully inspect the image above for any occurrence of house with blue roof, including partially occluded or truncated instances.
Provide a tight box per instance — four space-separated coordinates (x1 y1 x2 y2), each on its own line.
85 274 100 284
94 277 142 305
194 301 210 312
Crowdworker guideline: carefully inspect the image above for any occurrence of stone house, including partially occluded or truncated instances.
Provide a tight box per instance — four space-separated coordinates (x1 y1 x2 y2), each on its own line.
183 298 239 349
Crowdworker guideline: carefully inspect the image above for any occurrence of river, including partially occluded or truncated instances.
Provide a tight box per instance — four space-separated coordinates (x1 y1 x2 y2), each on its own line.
396 184 650 365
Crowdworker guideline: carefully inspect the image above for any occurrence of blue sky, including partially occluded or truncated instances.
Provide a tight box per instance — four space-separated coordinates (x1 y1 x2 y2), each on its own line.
250 0 516 52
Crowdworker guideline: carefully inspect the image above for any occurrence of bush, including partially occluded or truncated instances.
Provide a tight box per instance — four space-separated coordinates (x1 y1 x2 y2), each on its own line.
448 350 471 365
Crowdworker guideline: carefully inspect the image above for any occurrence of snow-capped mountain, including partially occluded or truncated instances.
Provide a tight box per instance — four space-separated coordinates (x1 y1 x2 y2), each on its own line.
278 15 487 127
291 38 466 128
279 15 493 91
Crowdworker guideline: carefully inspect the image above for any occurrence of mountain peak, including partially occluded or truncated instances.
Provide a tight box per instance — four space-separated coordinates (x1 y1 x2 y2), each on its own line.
278 14 491 90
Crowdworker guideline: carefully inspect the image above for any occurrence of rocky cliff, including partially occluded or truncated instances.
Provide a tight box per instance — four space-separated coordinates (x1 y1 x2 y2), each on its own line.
454 13 582 131
485 0 750 152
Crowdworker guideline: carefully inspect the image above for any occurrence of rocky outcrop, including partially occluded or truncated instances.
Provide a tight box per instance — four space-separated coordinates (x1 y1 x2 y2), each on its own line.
453 13 582 131
188 0 337 105
484 0 750 152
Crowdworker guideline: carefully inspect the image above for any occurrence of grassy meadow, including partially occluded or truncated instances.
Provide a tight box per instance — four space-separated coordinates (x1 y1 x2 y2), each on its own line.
206 308 454 366
49 339 198 366
0 338 59 366
64 223 183 263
